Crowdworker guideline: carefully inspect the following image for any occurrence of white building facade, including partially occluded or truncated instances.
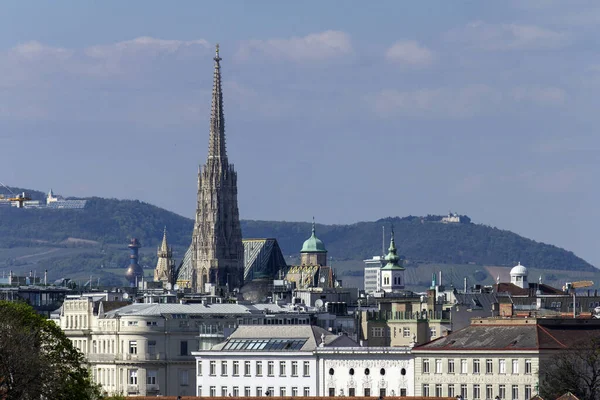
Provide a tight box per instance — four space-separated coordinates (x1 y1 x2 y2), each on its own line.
316 347 414 397
193 325 357 397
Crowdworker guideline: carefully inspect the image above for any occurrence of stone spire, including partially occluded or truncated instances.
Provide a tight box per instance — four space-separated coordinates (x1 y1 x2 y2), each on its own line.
189 45 244 293
208 44 227 163
382 227 402 268
154 227 175 286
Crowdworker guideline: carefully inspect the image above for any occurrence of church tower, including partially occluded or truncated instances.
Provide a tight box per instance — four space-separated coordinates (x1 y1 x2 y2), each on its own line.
190 45 244 293
154 227 175 286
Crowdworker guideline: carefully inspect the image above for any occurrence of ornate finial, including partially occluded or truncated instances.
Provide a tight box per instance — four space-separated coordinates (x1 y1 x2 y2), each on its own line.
312 217 316 235
214 43 221 62
496 274 500 284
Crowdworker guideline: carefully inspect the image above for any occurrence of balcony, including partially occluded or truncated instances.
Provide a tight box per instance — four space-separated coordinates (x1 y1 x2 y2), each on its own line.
127 385 139 394
146 384 160 393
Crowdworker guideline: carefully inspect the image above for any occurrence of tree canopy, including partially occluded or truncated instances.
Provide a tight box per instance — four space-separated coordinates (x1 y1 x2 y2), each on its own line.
0 301 101 400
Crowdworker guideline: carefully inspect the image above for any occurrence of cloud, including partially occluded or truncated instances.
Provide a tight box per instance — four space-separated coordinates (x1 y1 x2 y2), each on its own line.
512 86 566 106
235 30 353 62
385 40 435 67
445 21 570 50
85 36 210 59
369 84 501 119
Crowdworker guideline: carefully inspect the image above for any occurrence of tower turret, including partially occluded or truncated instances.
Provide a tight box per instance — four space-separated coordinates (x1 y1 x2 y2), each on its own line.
380 227 405 293
300 218 327 266
125 238 143 286
154 227 175 286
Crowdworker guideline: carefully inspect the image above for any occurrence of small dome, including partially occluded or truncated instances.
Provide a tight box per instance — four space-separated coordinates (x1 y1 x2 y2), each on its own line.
300 221 327 253
510 262 528 276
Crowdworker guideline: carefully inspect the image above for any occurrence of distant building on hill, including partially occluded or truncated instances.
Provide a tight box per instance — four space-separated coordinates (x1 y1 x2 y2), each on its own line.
441 212 461 223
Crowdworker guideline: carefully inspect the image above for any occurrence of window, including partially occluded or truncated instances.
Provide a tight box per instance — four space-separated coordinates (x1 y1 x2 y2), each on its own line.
221 386 227 396
525 385 532 400
461 359 467 374
198 386 202 396
304 387 311 396
280 361 286 376
210 386 216 397
197 361 202 376
512 359 518 374
292 361 298 376
435 384 442 397
128 369 138 385
268 361 274 376
292 387 298 397
486 359 493 374
423 358 430 373
127 320 138 326
221 361 228 376
400 389 407 397
256 387 263 397
245 387 251 396
180 370 189 386
512 385 519 400
403 327 411 337
146 320 157 326
233 361 239 376
329 388 335 397
303 361 310 377
210 361 216 376
461 384 467 399
448 384 455 398
380 388 387 397
146 370 157 385
422 384 430 397
244 361 251 376
256 361 263 376
486 385 493 400
349 388 356 397
499 359 506 374
180 340 188 356
267 387 274 396
280 387 287 396
499 384 506 400
233 387 239 397
365 388 371 397
372 327 384 337
448 359 455 373
525 359 532 374
147 340 156 355
473 384 481 399
430 328 437 338
474 359 481 374
435 359 442 374
129 340 137 355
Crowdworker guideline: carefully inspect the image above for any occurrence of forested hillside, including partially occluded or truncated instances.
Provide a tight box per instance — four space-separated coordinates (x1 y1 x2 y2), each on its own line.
0 190 595 281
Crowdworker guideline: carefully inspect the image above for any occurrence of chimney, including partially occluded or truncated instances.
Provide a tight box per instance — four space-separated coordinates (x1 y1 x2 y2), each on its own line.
464 277 468 293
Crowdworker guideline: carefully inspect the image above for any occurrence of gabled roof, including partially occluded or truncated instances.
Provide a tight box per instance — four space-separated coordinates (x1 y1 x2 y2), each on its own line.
495 282 564 296
556 392 580 400
414 319 600 352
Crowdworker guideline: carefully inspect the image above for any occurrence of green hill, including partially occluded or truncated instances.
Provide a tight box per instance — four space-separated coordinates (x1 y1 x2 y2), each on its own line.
0 188 595 286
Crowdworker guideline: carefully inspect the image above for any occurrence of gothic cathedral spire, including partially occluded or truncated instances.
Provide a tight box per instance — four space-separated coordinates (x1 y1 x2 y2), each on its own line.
190 44 244 293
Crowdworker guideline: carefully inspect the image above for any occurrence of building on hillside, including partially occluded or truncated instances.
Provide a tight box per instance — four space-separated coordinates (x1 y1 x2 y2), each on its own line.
441 212 461 223
242 238 287 282
177 44 244 294
315 346 414 397
192 325 357 397
412 317 600 399
153 227 175 287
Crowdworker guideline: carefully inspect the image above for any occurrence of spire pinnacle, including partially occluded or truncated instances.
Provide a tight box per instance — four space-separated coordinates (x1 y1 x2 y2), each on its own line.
159 226 169 252
208 43 226 162
312 217 316 236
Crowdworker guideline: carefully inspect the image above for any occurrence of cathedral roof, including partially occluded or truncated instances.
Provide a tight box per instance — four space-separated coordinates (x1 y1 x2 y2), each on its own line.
300 220 327 253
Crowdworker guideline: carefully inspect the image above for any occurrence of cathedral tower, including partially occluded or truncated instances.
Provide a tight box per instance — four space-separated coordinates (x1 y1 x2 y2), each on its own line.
154 227 175 286
190 45 244 292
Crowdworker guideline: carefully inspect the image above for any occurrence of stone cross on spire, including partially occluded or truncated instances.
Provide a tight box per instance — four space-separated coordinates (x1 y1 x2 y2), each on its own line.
208 43 226 162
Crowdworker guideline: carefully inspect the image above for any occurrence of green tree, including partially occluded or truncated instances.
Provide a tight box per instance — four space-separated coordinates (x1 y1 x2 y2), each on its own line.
540 337 600 400
0 301 101 400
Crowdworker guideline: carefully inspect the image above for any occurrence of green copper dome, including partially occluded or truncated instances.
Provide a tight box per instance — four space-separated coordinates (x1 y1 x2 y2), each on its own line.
381 228 405 270
300 220 327 253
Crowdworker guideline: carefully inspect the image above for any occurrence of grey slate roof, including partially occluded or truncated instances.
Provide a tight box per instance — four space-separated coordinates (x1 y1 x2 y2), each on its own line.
103 302 286 318
210 325 358 352
414 324 539 350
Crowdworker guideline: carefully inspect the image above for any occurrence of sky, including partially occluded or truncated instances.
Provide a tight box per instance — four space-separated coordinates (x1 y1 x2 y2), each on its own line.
0 1 599 267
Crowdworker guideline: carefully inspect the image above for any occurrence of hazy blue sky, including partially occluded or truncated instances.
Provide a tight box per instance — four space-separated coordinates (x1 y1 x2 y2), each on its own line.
1 1 599 267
